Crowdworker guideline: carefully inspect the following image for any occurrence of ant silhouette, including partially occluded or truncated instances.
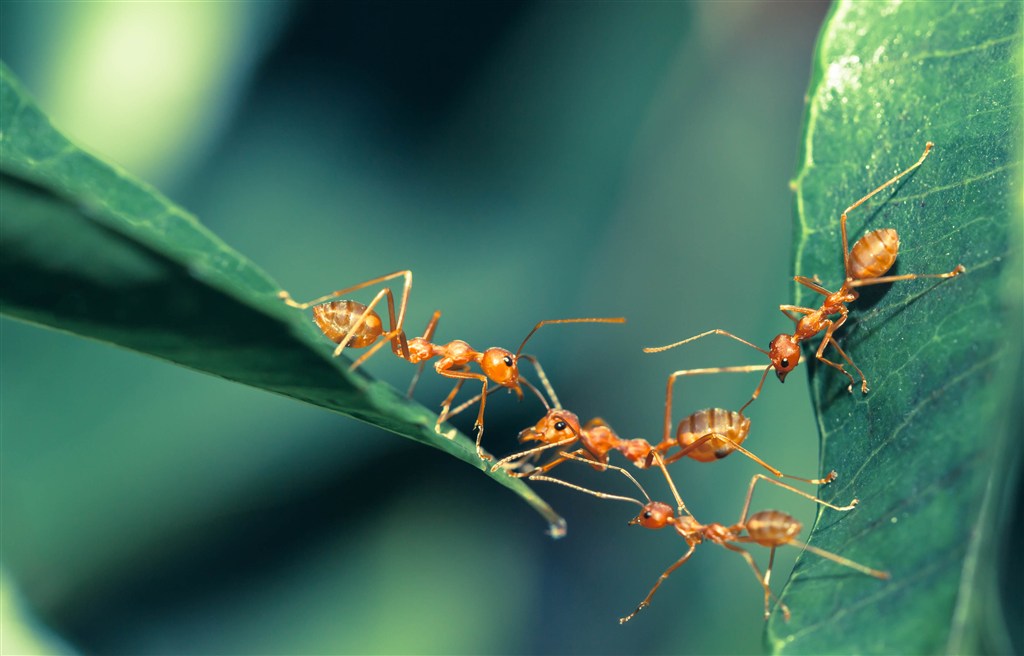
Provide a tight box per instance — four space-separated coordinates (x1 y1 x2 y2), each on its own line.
279 272 624 459
532 451 886 623
644 142 965 410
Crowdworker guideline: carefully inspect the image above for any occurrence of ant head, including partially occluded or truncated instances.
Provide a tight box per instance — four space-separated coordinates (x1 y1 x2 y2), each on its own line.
518 410 581 444
768 334 801 382
630 501 675 530
481 347 520 389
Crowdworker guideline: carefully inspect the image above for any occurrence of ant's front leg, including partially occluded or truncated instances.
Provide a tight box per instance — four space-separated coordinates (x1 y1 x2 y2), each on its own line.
815 312 868 393
435 366 493 461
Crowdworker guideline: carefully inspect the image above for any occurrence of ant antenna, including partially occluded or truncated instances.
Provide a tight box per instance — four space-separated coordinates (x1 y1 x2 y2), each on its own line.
520 377 550 411
515 318 626 358
643 328 770 356
646 451 693 519
530 451 653 508
517 354 562 410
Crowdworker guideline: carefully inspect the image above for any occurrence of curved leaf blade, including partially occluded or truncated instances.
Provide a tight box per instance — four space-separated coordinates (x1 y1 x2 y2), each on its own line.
769 2 1022 653
0 62 564 535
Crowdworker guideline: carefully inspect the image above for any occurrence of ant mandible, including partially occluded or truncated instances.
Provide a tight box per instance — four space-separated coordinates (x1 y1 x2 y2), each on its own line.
279 273 624 460
644 142 965 409
532 451 884 624
490 365 834 486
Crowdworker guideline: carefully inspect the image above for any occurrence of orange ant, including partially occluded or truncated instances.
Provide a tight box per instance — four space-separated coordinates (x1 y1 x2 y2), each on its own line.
644 142 965 407
532 451 887 623
279 273 624 459
490 364 834 487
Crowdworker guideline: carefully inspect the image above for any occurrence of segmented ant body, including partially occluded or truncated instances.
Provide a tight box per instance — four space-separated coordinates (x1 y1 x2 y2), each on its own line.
492 368 833 486
280 272 624 459
532 452 884 624
644 143 965 408
279 270 414 367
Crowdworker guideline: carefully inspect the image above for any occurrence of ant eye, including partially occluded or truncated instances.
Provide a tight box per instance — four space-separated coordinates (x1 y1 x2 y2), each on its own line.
554 421 567 431
503 355 514 367
644 511 652 519
780 358 790 368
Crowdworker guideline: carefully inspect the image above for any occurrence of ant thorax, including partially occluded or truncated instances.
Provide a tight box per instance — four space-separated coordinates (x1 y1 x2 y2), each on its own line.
578 421 621 461
405 337 436 364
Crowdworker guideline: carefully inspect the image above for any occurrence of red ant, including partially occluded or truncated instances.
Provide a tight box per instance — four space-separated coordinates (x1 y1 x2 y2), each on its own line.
643 142 965 409
532 451 886 623
490 364 834 486
279 270 414 367
279 272 625 459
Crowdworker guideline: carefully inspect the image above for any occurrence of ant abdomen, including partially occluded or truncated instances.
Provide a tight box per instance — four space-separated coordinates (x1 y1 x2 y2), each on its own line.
745 510 801 547
850 228 899 280
312 300 383 348
675 408 751 462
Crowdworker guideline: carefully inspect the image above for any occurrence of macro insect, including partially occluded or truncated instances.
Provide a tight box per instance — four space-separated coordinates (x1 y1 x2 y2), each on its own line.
533 451 884 624
644 142 965 409
491 367 834 486
279 272 624 459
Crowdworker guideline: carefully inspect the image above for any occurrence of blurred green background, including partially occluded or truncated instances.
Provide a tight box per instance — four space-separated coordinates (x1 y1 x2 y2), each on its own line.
1 2 837 653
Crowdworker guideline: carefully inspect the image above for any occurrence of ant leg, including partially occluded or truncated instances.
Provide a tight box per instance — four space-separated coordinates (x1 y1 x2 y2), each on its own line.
839 143 934 278
517 354 561 410
435 368 492 460
430 376 466 438
619 544 697 624
847 263 966 288
439 385 504 423
322 286 396 363
643 452 692 520
489 437 579 475
737 474 856 526
780 306 812 326
785 540 890 580
662 433 834 485
528 462 647 509
721 543 789 621
278 270 412 310
643 328 768 356
794 277 834 297
407 311 442 397
814 313 866 393
764 546 777 615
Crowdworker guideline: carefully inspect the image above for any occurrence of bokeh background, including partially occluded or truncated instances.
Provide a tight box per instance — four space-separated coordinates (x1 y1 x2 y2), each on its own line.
1 2 837 654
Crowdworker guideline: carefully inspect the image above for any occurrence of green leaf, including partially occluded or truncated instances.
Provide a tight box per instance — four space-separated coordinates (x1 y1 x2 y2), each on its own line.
0 61 564 536
769 2 1022 653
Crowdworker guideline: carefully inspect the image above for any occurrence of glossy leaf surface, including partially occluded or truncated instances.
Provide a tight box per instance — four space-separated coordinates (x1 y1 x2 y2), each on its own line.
0 62 564 535
768 2 1022 653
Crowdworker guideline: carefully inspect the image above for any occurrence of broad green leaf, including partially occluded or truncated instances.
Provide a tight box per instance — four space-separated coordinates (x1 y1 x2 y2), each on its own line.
0 62 564 536
769 2 1022 654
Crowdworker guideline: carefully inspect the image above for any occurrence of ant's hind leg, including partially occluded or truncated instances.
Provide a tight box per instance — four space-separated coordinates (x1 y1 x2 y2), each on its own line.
619 545 697 624
737 474 855 527
279 270 412 310
722 543 790 621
